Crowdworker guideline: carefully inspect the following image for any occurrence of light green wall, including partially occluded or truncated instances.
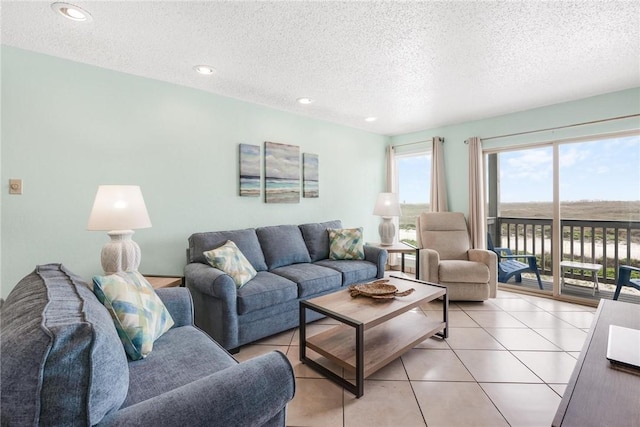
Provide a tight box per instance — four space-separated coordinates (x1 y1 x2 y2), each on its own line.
391 88 640 213
1 46 388 296
3 46 637 297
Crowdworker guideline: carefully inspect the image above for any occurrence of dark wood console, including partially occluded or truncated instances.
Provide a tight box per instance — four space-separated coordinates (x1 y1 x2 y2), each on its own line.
553 299 640 426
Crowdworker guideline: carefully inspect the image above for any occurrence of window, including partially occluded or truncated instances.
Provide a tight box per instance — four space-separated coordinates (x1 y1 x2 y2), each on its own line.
396 149 431 247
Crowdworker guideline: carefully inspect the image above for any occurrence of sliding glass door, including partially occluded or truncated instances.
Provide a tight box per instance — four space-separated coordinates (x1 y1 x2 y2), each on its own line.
486 132 640 303
558 135 640 302
487 146 554 294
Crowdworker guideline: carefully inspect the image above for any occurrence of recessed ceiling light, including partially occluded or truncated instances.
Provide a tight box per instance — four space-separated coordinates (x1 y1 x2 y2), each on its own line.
365 117 378 122
297 98 314 105
51 2 92 22
194 65 216 75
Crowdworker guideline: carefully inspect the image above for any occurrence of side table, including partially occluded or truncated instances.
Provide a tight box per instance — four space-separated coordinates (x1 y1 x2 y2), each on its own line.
144 275 183 289
560 261 602 296
367 241 420 278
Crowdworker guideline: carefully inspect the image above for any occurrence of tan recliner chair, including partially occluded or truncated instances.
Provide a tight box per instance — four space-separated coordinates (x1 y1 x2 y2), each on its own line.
416 212 497 301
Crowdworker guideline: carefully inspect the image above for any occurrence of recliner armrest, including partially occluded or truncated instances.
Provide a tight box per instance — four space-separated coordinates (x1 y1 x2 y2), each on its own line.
469 249 498 298
418 248 440 283
96 351 295 427
155 287 194 328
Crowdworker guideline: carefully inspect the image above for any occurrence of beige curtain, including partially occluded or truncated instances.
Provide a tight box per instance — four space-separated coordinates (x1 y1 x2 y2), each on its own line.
385 145 400 265
430 137 448 212
467 137 486 249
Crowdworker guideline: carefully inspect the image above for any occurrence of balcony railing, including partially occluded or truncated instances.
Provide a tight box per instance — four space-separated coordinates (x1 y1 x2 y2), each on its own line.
488 217 640 285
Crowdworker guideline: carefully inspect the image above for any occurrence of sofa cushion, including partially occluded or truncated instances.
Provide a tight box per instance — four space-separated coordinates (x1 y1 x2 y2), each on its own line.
328 227 365 260
123 326 236 407
271 263 342 298
203 240 257 287
189 228 268 271
314 259 377 286
92 271 174 360
236 271 299 315
257 224 311 270
0 264 128 426
299 220 342 262
439 260 490 284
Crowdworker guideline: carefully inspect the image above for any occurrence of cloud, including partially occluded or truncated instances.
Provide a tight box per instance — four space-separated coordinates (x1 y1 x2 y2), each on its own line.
559 146 590 168
502 148 552 182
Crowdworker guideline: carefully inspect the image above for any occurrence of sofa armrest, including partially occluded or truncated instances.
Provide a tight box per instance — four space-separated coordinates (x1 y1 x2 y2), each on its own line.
364 245 388 279
155 288 193 328
469 249 498 298
417 248 440 283
96 351 295 427
184 262 237 300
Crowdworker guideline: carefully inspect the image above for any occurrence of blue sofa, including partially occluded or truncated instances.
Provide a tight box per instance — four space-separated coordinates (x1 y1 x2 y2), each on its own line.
1 264 295 426
185 220 388 351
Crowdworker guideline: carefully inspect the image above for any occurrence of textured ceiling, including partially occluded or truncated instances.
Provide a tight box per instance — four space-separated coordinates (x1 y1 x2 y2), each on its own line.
2 1 639 136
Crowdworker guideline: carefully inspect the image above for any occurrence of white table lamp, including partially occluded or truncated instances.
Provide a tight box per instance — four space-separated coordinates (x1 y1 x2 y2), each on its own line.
373 192 401 246
87 185 152 274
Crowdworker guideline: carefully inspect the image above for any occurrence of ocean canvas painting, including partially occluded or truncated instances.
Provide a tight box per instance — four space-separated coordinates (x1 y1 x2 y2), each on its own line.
265 141 300 203
303 153 319 198
239 144 260 197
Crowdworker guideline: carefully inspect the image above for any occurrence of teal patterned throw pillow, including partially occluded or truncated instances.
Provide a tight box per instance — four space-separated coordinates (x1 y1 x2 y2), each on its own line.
328 227 365 260
92 271 174 360
203 240 257 287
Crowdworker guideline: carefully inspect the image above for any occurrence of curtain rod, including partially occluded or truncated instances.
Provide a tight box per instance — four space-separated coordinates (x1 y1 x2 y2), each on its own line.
391 137 444 149
479 113 639 142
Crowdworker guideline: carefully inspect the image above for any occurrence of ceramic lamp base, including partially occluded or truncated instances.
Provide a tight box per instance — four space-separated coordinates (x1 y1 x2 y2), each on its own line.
101 230 141 274
378 217 396 246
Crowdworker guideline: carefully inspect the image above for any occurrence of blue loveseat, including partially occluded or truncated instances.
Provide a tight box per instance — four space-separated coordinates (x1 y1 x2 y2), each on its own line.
0 264 295 426
185 220 388 351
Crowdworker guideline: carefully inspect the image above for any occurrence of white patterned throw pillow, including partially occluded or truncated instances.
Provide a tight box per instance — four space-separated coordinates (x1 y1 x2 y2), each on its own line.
328 227 365 260
203 240 257 287
92 271 174 360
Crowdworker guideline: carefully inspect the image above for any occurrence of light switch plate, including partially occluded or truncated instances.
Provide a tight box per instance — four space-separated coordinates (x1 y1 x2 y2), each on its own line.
9 179 22 195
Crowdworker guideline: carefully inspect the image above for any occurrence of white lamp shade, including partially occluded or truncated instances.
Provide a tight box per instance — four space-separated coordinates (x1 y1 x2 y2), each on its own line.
87 185 152 231
373 192 401 217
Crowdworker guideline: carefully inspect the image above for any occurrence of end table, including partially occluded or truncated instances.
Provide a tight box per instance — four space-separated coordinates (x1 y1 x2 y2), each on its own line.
144 275 183 289
367 241 420 278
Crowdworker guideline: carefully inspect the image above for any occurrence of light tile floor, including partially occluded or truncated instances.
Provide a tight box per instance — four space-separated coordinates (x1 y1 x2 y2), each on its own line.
233 289 596 427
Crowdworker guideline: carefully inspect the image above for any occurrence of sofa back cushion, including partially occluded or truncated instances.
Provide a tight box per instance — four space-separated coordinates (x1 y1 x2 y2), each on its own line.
299 220 342 262
188 228 268 271
0 264 129 426
256 224 312 270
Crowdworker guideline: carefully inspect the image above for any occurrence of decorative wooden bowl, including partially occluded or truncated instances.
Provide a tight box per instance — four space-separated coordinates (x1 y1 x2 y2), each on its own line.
348 279 415 300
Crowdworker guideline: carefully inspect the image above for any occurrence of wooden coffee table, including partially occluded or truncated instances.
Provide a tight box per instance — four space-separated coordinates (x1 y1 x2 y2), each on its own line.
299 275 448 397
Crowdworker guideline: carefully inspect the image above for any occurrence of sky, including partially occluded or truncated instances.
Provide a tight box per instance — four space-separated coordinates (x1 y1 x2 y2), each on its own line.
398 154 431 204
397 135 640 204
500 135 640 203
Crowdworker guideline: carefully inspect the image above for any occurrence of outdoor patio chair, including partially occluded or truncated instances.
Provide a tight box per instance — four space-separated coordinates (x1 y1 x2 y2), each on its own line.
613 265 640 300
487 233 543 289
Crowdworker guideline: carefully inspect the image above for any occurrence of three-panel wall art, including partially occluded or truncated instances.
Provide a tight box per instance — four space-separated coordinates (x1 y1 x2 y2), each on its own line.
239 142 318 203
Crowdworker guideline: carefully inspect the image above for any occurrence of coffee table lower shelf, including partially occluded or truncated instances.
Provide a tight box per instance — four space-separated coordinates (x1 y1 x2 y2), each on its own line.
306 312 445 376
